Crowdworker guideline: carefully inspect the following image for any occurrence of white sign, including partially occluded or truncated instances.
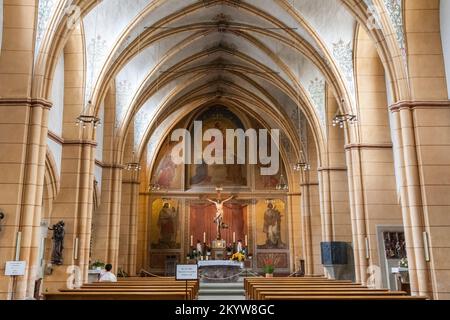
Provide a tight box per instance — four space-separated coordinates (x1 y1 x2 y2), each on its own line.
5 261 26 276
176 264 198 281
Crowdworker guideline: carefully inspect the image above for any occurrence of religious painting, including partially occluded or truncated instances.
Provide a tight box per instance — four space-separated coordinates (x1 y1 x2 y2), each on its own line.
150 199 181 250
383 232 406 259
256 199 287 250
188 106 248 187
152 140 183 190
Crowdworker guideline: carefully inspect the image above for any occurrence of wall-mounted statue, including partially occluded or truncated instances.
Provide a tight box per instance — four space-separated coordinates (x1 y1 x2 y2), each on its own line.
0 211 4 232
48 221 65 265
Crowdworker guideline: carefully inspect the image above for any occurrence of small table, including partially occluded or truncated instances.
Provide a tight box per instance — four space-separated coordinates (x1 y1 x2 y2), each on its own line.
391 267 410 294
88 269 102 283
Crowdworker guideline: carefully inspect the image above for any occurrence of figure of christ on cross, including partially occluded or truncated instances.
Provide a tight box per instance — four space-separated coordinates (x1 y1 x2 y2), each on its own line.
207 189 234 240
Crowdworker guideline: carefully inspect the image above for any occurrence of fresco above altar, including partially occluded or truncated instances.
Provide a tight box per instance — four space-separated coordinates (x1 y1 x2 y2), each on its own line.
187 107 248 188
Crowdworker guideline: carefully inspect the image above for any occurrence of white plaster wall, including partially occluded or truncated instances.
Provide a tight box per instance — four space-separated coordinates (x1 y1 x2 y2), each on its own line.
94 164 102 194
441 0 450 98
47 138 62 176
49 53 64 136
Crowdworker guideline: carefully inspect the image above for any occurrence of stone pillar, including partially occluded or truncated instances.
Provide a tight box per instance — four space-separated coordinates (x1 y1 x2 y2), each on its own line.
119 178 140 275
300 180 315 275
91 165 123 271
390 102 443 298
287 189 302 273
0 99 51 299
42 131 96 292
0 1 42 300
346 148 369 285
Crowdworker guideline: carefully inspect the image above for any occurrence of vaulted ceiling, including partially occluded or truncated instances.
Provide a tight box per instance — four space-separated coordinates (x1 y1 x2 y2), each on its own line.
35 0 405 168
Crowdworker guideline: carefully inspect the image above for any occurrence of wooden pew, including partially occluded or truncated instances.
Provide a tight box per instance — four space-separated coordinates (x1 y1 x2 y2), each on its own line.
250 286 390 300
45 278 200 300
244 277 429 301
244 278 365 299
263 295 428 301
255 290 408 300
59 287 196 300
85 280 199 296
45 291 188 300
244 278 355 294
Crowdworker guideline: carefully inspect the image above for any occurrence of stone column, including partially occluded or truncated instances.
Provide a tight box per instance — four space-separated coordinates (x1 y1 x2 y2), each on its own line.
91 165 123 271
42 131 96 292
0 100 51 299
300 180 314 275
119 177 140 275
0 1 42 300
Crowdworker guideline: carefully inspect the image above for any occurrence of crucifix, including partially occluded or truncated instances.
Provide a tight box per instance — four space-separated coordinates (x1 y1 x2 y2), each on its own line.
207 186 233 240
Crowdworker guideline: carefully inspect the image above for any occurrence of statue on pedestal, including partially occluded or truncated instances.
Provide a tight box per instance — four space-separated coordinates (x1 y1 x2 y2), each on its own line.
48 221 65 265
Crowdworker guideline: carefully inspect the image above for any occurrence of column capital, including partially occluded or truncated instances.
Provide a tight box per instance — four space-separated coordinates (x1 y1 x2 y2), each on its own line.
317 166 347 172
389 100 450 112
0 97 52 110
344 143 392 150
300 182 319 187
64 139 98 147
122 179 141 185
95 160 125 169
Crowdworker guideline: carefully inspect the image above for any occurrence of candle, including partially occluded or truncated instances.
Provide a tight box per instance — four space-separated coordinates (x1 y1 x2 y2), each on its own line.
203 232 206 243
245 235 248 246
233 232 236 243
190 235 193 247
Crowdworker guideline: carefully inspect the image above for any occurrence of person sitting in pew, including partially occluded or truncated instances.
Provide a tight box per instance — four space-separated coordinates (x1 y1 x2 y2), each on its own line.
99 264 117 282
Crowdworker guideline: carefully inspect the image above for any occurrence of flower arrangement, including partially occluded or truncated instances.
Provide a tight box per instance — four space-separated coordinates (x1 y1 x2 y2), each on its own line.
231 252 245 262
90 260 105 270
263 264 275 275
399 257 408 268
261 254 280 276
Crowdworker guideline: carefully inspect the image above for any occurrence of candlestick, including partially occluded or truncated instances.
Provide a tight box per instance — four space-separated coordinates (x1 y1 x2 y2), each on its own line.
233 232 236 243
190 235 193 247
203 232 206 243
245 235 248 246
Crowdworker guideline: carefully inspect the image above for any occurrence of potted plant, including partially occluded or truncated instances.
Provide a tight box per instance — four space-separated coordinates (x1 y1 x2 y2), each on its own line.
263 264 275 278
261 255 279 278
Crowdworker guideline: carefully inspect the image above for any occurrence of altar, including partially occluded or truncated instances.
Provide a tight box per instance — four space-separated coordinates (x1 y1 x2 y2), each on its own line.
198 260 244 283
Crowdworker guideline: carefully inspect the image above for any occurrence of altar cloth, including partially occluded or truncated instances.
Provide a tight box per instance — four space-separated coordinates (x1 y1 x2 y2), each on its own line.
198 260 244 282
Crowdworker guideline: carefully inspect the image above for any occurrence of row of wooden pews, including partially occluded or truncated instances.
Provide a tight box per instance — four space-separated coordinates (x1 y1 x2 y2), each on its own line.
44 277 199 300
244 277 428 300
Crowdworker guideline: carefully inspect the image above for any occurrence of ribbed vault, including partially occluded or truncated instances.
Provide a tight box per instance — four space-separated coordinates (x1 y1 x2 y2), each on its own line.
34 0 408 175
